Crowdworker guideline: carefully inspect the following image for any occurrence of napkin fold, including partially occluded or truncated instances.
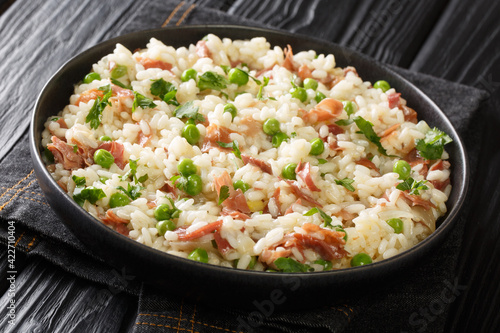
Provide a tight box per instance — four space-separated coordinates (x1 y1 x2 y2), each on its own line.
0 1 490 332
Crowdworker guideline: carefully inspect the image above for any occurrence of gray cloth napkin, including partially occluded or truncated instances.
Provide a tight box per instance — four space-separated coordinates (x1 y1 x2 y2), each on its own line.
0 1 489 332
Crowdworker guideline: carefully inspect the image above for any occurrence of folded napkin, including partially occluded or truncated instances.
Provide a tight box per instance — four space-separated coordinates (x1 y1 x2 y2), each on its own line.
0 1 489 332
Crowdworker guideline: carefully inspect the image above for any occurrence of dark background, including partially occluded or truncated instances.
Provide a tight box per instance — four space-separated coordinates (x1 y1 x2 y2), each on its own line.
0 0 499 332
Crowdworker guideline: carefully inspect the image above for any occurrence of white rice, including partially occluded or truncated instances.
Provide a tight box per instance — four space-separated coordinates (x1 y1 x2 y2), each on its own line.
42 34 452 271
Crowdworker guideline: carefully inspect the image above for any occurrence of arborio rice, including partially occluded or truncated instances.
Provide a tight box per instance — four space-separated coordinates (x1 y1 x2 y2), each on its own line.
42 35 453 272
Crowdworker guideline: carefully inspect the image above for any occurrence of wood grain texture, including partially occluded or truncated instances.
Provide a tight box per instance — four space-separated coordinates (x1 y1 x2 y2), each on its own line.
0 257 137 333
0 0 499 332
0 0 141 162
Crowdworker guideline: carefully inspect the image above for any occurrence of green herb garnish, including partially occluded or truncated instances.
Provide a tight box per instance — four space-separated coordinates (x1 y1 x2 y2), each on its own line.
304 207 333 228
415 127 452 160
218 185 230 205
257 77 270 100
150 78 179 106
335 177 355 192
72 175 86 187
396 177 428 195
216 140 242 160
174 101 205 123
85 84 112 129
73 187 106 206
353 116 390 156
197 71 228 91
274 257 312 273
117 183 145 200
132 91 156 112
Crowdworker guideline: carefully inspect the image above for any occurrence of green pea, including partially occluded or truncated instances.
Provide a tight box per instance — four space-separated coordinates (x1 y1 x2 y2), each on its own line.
282 163 297 180
188 248 209 263
272 132 289 148
181 68 197 82
315 91 326 103
263 118 281 135
373 80 391 92
155 204 173 221
313 259 333 271
177 158 197 177
99 135 112 142
350 253 372 267
156 220 176 235
185 174 203 196
109 192 130 208
233 180 250 193
224 103 237 120
387 218 403 233
342 101 357 116
93 149 114 168
228 68 249 86
303 78 318 91
182 124 200 145
290 87 307 102
393 160 411 180
83 72 101 84
110 65 128 79
309 138 325 156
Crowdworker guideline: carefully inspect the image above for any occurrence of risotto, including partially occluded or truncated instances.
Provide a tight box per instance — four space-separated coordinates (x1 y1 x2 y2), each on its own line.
42 35 452 272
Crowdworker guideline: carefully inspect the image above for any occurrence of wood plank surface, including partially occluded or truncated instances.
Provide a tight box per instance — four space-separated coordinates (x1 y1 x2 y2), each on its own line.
0 0 499 332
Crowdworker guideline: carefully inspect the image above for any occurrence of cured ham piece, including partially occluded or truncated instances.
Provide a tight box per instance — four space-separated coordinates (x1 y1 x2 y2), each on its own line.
75 89 104 105
259 223 347 266
196 40 212 58
355 158 381 175
201 124 235 153
213 230 233 255
302 98 343 124
176 220 223 241
101 210 129 236
138 57 173 71
400 105 418 124
401 191 436 210
387 93 401 109
213 171 251 214
241 154 273 175
282 44 295 71
47 136 84 170
295 162 320 192
284 180 322 207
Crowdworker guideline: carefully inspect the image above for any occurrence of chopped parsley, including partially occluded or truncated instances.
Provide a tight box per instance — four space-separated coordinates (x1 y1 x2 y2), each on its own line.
117 183 145 200
121 159 148 184
353 116 391 156
73 186 106 206
85 84 112 129
197 71 228 91
274 257 312 273
216 140 242 160
174 101 205 123
72 175 86 187
317 158 328 164
150 78 179 106
132 91 156 112
396 177 428 195
257 77 270 100
218 185 230 205
335 177 355 192
415 127 452 160
111 78 131 90
304 207 333 228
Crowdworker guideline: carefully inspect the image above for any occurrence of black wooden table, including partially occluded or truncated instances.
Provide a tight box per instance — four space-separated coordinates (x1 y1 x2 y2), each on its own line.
0 1 499 332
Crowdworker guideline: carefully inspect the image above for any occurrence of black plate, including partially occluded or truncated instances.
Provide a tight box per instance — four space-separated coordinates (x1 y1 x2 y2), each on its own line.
30 25 468 308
